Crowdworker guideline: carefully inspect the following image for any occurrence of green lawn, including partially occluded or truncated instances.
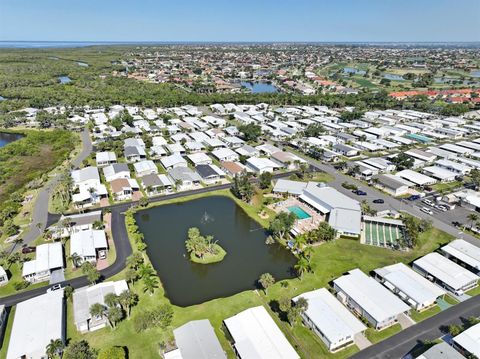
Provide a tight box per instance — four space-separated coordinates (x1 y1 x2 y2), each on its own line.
466 284 480 296
410 305 441 322
365 324 402 343
60 189 454 358
444 295 460 305
431 181 463 193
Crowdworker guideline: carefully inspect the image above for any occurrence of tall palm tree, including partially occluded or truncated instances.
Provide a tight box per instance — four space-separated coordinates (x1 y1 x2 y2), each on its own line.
138 264 155 279
118 290 138 319
45 338 64 359
142 275 159 296
294 256 311 280
106 306 123 329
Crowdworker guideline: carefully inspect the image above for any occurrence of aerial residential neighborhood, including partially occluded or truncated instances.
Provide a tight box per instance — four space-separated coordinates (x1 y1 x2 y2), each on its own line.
0 1 479 359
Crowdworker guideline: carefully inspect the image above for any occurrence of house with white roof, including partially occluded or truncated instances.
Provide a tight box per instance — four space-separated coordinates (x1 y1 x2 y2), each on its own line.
22 242 64 283
333 269 410 330
223 306 299 359
211 148 239 162
95 151 117 167
413 252 479 295
133 160 158 177
374 263 446 311
187 152 212 166
441 239 480 275
293 289 366 352
246 157 281 174
161 154 188 169
452 322 480 358
395 169 437 186
70 229 108 267
102 163 131 182
165 320 227 359
7 290 64 359
73 280 128 333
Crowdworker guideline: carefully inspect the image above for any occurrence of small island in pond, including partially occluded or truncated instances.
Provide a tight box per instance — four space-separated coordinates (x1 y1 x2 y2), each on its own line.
185 227 226 264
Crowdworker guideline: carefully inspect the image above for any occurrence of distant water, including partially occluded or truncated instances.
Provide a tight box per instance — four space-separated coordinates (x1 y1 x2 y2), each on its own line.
241 81 278 93
0 132 23 148
0 41 120 48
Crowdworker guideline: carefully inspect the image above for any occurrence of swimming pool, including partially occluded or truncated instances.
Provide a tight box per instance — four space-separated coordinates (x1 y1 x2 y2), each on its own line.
288 206 311 220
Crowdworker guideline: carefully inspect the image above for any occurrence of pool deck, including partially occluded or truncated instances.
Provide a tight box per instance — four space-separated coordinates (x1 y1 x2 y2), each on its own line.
270 197 324 235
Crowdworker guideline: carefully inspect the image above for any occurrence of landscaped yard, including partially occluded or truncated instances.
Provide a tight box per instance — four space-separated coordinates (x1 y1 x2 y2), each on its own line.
365 324 402 343
466 283 480 296
410 305 441 322
0 188 456 359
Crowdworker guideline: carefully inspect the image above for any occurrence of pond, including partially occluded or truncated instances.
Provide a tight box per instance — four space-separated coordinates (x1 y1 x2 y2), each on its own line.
241 81 279 93
135 196 297 306
0 132 23 148
383 73 405 81
77 62 89 67
470 70 480 78
343 67 366 75
58 76 72 84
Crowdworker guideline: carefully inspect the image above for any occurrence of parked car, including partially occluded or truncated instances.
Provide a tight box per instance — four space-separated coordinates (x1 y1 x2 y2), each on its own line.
435 205 447 212
21 246 36 254
452 221 462 227
47 284 62 293
353 190 367 196
420 207 433 215
373 199 384 204
422 199 434 206
407 195 420 201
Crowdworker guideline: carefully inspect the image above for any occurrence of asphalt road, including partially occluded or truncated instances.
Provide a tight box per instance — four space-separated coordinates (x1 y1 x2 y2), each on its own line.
351 294 480 359
0 171 296 306
20 128 92 246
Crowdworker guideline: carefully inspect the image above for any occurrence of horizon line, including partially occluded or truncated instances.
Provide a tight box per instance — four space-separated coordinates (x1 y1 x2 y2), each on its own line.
1 40 480 44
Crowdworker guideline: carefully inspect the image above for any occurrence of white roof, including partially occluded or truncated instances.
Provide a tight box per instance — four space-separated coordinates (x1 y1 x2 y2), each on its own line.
133 160 158 174
247 157 280 171
161 154 187 168
96 151 116 163
73 280 128 326
23 242 63 276
273 179 308 195
293 289 366 345
70 229 108 258
423 166 457 180
187 152 212 165
211 148 238 160
453 322 480 357
442 239 480 272
413 252 479 291
374 263 446 306
224 306 299 359
333 269 410 323
395 169 436 185
7 290 64 359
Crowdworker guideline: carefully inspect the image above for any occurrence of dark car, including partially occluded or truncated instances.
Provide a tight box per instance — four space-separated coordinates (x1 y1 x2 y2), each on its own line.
21 246 36 254
452 221 462 228
407 195 420 201
373 199 384 204
355 190 367 196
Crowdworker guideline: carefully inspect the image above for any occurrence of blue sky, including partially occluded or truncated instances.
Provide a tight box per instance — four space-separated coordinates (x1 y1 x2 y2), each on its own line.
1 0 479 42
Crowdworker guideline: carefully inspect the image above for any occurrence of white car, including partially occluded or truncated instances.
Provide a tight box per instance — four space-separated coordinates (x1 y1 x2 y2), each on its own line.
47 284 62 293
420 207 433 215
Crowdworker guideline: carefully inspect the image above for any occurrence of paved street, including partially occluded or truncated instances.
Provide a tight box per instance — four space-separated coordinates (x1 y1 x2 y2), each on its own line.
20 128 92 246
0 171 294 306
351 294 480 359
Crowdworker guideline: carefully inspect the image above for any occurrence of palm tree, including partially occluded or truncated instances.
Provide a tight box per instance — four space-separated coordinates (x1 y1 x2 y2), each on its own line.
467 213 478 229
45 338 64 359
302 246 314 262
69 252 82 268
118 290 138 319
142 275 159 296
104 293 118 308
138 264 155 279
294 256 311 279
89 303 105 321
106 306 123 329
